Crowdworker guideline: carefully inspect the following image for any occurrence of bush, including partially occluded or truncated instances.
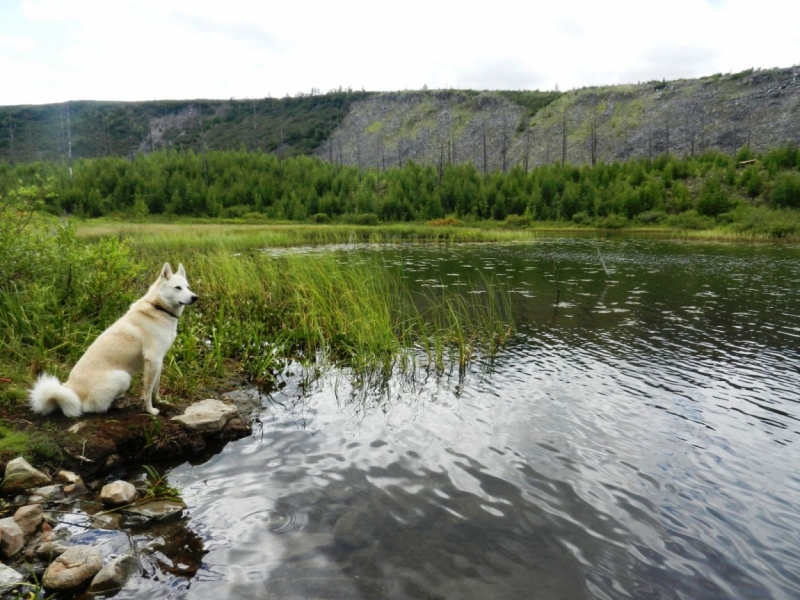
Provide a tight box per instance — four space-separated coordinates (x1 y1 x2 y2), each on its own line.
696 179 733 217
599 214 627 229
311 212 331 224
770 173 800 208
502 214 532 228
571 211 591 225
426 217 463 227
665 210 715 230
345 213 379 226
636 210 666 224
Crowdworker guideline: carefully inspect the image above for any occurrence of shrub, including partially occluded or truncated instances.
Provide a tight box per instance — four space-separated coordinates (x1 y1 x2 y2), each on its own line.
599 214 627 229
502 214 532 228
571 211 591 225
696 179 733 217
426 216 463 227
311 213 331 224
345 213 379 226
770 173 800 208
665 210 715 230
636 210 666 224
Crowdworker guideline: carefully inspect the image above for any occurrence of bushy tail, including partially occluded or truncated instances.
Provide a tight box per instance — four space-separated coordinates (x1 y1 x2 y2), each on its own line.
29 373 82 418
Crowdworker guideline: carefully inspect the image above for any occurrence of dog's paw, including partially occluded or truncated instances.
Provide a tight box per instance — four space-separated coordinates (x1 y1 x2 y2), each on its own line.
145 407 160 416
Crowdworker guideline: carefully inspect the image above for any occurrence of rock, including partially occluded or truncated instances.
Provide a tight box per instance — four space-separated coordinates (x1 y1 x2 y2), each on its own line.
67 422 85 434
101 481 137 506
0 564 24 594
91 513 123 530
31 485 63 501
88 554 139 594
123 499 186 524
104 454 122 470
332 507 377 549
56 470 87 495
0 518 25 558
37 540 71 559
1 457 52 493
42 545 102 591
171 399 238 432
13 504 43 537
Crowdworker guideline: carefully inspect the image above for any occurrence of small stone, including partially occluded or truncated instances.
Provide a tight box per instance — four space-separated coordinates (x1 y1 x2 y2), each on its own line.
88 554 139 594
101 481 137 506
43 545 102 591
332 507 377 549
104 454 121 470
0 518 25 558
55 470 81 485
64 480 88 495
67 422 85 434
0 564 24 594
13 504 43 537
171 399 238 432
1 457 52 493
37 540 71 559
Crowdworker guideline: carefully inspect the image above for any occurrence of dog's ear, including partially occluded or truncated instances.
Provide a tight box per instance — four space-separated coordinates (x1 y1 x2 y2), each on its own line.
161 262 174 279
177 263 186 278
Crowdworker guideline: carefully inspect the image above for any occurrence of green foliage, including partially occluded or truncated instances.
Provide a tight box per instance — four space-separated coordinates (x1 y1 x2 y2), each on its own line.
696 178 733 217
770 172 800 208
142 465 182 501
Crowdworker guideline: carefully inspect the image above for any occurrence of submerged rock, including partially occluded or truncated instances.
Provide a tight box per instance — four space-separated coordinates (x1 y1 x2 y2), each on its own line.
171 399 238 433
1 457 52 493
123 499 186 524
88 553 140 594
332 507 378 549
43 545 102 591
0 564 24 594
101 481 137 506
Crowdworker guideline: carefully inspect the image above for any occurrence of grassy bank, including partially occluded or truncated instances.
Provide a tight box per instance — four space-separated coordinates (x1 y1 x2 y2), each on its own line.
0 212 513 463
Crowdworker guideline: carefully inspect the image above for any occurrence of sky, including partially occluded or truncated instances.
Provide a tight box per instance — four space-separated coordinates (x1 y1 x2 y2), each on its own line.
1 0 799 106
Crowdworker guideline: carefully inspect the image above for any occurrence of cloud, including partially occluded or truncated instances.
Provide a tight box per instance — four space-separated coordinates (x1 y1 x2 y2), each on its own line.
457 59 546 90
170 13 286 53
621 45 722 83
0 34 37 52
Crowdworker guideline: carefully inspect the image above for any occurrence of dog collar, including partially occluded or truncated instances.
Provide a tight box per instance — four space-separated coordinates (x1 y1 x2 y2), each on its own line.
151 303 179 319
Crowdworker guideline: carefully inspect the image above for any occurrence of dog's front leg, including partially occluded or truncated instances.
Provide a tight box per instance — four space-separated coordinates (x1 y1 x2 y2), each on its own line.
142 357 161 416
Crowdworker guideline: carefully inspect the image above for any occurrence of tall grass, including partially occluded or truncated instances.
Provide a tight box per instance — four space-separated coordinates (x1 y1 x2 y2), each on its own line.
1 218 514 407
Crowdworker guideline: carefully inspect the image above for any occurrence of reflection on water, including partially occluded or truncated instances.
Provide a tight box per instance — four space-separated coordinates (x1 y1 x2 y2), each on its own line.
132 239 800 599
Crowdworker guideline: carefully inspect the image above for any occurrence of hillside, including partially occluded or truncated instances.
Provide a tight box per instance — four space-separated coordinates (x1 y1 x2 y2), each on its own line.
0 66 798 168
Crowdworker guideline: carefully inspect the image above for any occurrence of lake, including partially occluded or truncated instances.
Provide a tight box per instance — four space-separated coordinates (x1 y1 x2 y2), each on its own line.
117 237 800 599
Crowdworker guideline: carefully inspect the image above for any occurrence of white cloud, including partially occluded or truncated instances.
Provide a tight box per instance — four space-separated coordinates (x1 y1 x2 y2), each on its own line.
0 34 37 51
1 0 798 104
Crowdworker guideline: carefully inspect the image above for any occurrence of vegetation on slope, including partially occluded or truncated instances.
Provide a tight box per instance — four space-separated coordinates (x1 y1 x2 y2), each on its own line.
2 145 800 237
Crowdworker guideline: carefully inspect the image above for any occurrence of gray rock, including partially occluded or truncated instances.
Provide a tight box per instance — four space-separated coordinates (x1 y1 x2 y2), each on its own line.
1 457 51 493
0 518 25 558
171 399 238 432
332 507 377 549
13 504 43 537
91 512 123 530
101 481 137 506
123 499 186 524
31 485 63 501
88 554 139 594
0 564 24 594
55 469 81 485
37 540 71 559
42 545 102 591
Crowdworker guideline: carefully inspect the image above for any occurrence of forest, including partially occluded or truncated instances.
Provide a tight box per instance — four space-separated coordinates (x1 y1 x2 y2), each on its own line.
1 145 800 236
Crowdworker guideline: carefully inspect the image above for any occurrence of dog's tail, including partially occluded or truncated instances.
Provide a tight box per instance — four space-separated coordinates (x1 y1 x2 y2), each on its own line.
29 373 82 418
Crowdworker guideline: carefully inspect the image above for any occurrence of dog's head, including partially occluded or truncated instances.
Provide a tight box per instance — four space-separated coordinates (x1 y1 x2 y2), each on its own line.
157 262 199 308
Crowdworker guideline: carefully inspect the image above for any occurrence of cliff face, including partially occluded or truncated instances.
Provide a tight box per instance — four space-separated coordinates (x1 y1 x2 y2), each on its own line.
318 67 800 171
1 67 798 167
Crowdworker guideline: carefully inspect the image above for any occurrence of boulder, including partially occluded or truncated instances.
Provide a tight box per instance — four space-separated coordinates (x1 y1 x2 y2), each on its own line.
100 481 137 506
0 564 24 594
332 507 377 549
0 518 25 558
31 485 63 501
57 470 88 495
13 504 43 537
88 554 139 594
1 457 51 493
171 399 238 433
42 545 102 591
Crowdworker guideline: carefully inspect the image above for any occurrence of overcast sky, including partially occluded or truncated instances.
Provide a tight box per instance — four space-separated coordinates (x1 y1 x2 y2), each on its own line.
1 0 798 105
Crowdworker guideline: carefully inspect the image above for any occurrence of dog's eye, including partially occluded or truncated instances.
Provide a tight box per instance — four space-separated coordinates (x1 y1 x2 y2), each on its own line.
175 286 182 290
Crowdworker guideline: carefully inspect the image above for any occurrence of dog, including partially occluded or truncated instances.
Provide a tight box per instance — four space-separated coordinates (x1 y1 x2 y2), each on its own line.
29 262 198 417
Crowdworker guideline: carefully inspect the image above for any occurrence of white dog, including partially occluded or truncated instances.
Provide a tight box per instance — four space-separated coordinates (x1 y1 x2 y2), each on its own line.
29 262 198 417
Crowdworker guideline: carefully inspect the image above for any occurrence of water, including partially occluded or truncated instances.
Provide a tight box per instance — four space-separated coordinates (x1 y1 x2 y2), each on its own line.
120 238 800 599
